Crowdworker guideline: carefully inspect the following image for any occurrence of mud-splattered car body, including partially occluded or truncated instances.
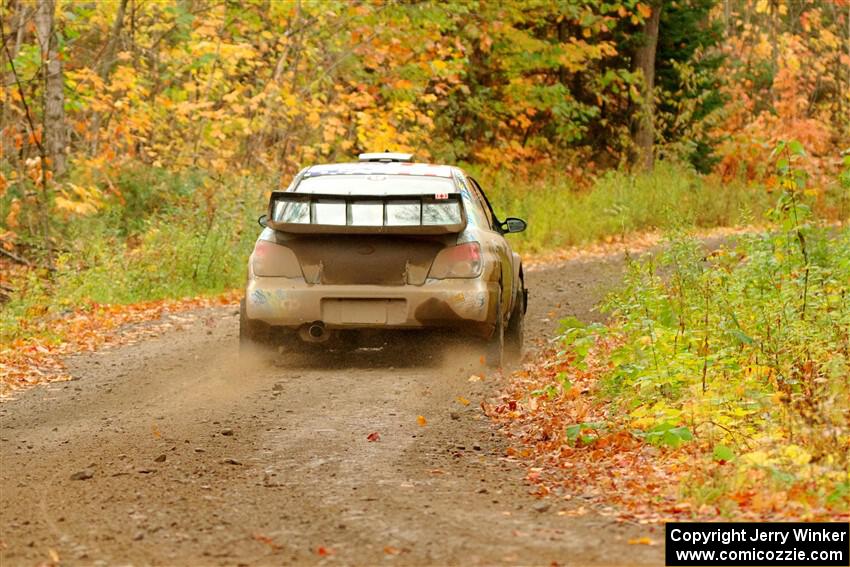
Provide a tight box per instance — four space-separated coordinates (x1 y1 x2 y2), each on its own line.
241 154 527 364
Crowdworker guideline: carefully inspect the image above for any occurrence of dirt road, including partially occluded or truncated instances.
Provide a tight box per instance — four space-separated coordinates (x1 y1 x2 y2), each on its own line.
1 251 666 566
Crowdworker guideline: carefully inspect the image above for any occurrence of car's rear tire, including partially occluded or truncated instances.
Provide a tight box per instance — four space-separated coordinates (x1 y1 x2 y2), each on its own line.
239 298 271 354
505 284 525 365
484 296 504 368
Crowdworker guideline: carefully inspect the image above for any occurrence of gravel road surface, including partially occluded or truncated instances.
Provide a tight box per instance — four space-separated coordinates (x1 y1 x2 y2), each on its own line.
1 251 666 566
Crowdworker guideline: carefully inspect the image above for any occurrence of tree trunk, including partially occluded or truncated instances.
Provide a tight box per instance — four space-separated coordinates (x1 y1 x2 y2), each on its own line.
1 1 29 159
90 0 128 155
34 0 66 177
99 0 128 79
844 3 850 130
632 1 662 172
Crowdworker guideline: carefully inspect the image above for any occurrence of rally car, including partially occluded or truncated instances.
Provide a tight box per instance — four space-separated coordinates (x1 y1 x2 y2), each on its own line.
240 152 527 366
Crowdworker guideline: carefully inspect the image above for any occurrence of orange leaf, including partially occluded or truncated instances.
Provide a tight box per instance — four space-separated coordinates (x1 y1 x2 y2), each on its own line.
628 537 655 546
316 546 334 557
417 415 427 427
636 3 652 18
253 533 282 550
366 431 380 442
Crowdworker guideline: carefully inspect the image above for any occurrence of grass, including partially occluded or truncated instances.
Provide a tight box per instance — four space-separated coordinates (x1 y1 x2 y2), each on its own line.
1 165 267 342
481 162 779 253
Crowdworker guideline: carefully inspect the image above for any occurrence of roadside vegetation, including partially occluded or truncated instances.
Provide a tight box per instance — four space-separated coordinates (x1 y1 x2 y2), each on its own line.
490 147 849 520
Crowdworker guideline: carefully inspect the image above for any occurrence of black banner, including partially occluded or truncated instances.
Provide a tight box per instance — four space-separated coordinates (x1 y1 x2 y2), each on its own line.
666 522 849 566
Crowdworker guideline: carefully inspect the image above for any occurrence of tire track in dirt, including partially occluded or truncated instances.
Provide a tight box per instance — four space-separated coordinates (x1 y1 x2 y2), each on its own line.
0 250 666 566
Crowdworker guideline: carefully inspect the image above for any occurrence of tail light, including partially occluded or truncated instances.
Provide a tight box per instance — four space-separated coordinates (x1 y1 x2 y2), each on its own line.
429 242 482 279
252 239 303 278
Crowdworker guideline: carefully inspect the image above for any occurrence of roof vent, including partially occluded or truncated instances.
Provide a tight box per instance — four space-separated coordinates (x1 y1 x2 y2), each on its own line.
358 152 414 163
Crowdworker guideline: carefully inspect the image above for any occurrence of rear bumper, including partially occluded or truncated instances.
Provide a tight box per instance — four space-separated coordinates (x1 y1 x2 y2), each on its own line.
245 276 498 337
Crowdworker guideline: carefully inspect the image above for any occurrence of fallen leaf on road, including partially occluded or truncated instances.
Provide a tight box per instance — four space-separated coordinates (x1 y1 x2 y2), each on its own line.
628 537 656 546
456 396 470 406
366 431 380 442
151 423 161 439
0 292 239 397
253 533 282 550
383 546 401 555
315 546 334 557
468 374 483 382
417 415 427 427
48 549 60 563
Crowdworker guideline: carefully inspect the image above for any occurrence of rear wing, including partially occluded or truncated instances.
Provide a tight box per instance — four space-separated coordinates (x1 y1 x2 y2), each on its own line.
267 192 467 235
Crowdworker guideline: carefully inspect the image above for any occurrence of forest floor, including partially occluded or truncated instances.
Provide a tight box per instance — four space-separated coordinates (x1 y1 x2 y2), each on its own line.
0 246 673 566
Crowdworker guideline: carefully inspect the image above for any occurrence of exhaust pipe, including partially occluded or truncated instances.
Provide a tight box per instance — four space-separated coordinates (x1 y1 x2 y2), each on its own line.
299 321 330 343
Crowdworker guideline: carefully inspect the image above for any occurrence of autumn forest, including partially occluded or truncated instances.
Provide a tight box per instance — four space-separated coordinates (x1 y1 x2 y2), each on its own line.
1 0 849 563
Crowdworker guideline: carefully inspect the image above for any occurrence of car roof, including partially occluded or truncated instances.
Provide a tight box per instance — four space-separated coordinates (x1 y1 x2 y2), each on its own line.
304 161 455 179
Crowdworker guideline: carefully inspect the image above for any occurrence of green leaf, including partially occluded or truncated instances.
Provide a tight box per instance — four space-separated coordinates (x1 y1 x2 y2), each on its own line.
713 444 735 462
556 372 573 391
730 328 754 345
787 139 805 156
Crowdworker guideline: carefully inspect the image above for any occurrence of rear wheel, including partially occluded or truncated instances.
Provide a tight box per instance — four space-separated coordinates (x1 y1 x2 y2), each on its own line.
239 298 271 354
484 295 504 368
504 284 525 365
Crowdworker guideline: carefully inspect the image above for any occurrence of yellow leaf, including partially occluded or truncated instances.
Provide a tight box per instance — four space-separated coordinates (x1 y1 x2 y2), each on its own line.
5 199 20 228
636 3 652 18
628 537 655 545
456 396 470 406
417 415 427 427
741 450 771 466
783 445 811 466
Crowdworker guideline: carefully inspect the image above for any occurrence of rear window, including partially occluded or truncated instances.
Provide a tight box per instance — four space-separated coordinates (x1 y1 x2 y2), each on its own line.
296 174 455 195
273 197 461 227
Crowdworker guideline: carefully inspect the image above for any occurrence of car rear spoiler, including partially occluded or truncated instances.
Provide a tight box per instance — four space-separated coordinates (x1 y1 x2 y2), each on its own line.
266 192 467 235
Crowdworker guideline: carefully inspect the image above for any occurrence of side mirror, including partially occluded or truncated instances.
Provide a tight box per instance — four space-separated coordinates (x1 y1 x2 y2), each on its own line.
501 217 527 234
258 214 268 228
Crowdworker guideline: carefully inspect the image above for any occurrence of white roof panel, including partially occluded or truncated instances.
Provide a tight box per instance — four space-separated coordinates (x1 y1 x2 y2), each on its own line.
306 162 454 179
